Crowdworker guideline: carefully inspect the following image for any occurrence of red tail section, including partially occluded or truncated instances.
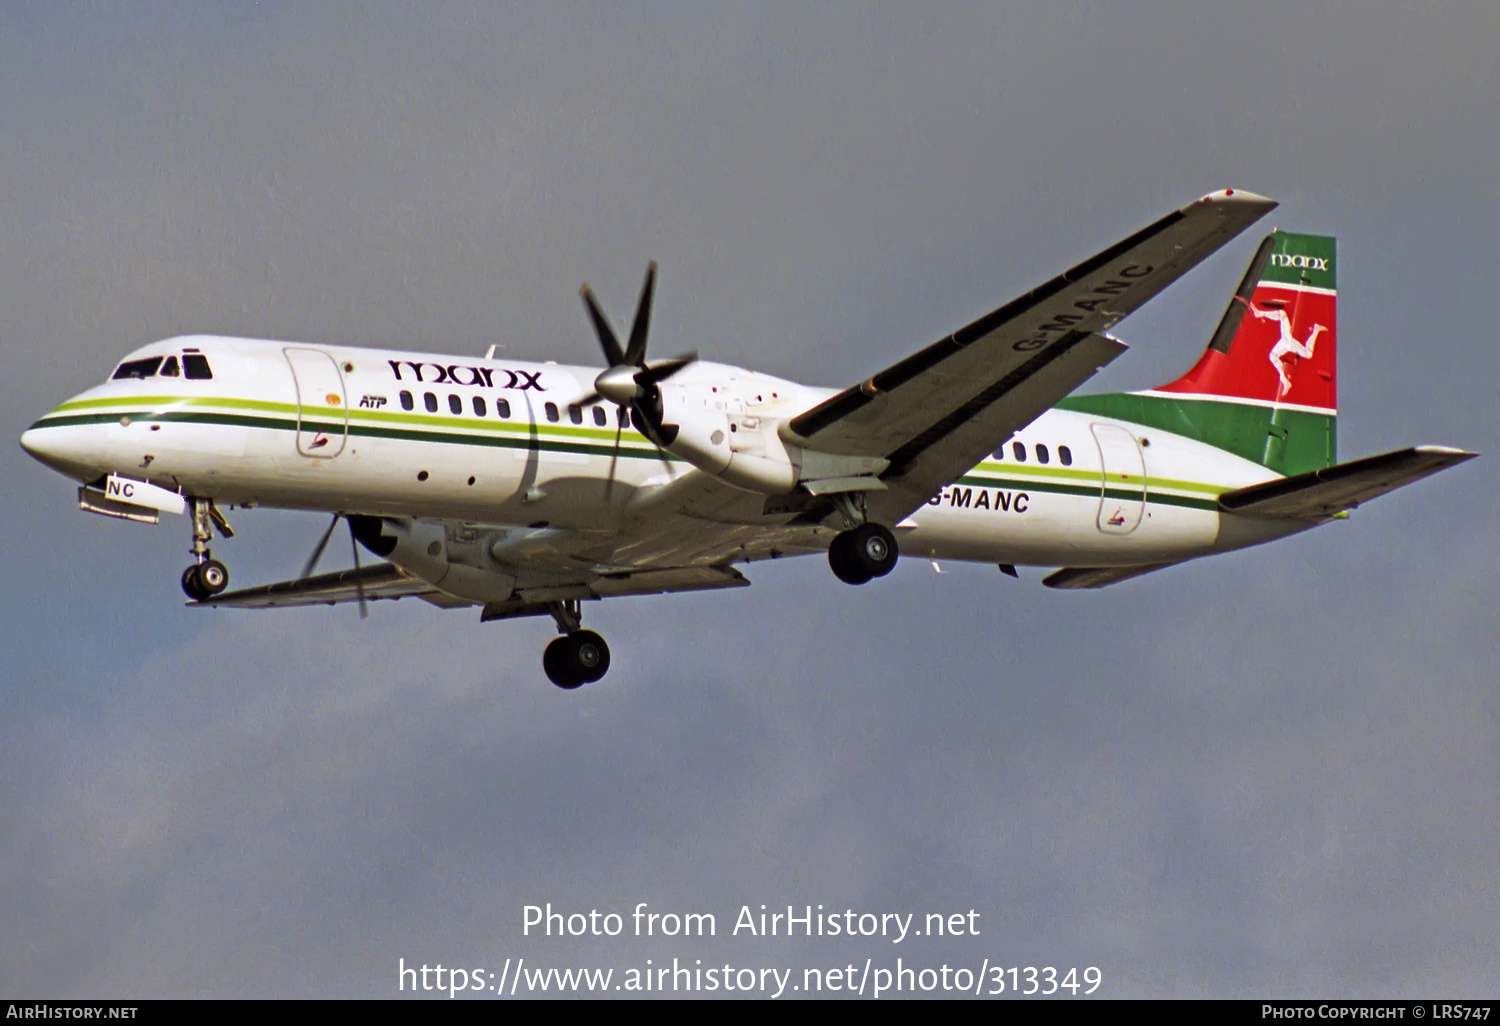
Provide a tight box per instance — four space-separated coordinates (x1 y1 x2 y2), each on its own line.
1154 231 1336 413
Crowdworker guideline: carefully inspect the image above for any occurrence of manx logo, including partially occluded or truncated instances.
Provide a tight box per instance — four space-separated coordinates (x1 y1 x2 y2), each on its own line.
1269 253 1330 272
387 360 545 391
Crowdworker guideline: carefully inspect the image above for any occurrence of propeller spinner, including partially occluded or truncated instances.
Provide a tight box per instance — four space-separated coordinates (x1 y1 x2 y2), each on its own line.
579 262 696 446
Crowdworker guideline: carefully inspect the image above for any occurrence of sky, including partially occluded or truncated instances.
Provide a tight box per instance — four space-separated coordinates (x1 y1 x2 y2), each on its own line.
3 1 1498 999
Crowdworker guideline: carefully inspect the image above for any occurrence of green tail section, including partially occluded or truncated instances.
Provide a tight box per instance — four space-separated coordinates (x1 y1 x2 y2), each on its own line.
1058 231 1338 477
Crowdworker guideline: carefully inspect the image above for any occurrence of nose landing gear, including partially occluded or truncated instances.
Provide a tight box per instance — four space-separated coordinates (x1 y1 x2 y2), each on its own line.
180 497 232 600
541 600 612 689
828 522 899 585
181 559 229 601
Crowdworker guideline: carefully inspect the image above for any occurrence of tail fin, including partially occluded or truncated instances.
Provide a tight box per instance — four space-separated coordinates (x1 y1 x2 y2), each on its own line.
1155 231 1336 415
1149 231 1336 474
1062 231 1338 477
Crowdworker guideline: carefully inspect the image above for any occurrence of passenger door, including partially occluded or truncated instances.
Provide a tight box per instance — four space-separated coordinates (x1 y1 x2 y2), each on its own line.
1091 422 1146 534
284 348 348 457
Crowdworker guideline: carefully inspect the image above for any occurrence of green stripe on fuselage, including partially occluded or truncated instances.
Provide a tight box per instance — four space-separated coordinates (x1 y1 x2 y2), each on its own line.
1056 392 1335 477
32 399 1234 509
30 405 677 462
954 472 1220 512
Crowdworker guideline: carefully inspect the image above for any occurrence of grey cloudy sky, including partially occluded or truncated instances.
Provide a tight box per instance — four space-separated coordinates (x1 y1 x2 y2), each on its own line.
3 2 1498 998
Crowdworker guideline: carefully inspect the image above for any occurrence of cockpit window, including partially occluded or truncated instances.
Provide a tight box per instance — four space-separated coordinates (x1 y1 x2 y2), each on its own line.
160 356 180 377
112 357 164 380
183 354 213 379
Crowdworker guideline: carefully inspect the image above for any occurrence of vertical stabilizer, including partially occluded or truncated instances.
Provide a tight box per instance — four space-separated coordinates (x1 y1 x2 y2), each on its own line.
1059 231 1337 476
1155 231 1336 416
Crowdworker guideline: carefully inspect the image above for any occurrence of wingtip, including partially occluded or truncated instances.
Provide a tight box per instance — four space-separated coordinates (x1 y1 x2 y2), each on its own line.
1200 187 1277 209
1413 445 1480 461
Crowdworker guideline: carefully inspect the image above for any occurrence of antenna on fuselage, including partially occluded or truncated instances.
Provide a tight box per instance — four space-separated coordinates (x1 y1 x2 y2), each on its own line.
485 344 504 359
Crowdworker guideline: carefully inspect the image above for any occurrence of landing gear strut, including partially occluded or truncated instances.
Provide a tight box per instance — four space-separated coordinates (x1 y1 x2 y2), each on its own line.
180 497 231 600
542 600 611 689
828 522 899 585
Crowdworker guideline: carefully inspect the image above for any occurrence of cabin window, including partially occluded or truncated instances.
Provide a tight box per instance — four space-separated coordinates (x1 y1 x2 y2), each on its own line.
991 447 1005 461
399 390 414 411
569 404 583 425
618 407 629 427
448 394 462 415
182 354 213 379
472 396 487 417
593 406 607 427
1036 444 1050 464
424 392 438 413
495 397 511 419
1059 445 1072 466
1012 441 1027 462
159 356 180 377
545 402 559 422
112 357 163 380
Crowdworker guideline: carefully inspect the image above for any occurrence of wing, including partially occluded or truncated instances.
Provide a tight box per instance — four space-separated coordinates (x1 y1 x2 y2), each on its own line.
1217 446 1477 519
191 562 473 609
782 189 1278 523
192 545 756 617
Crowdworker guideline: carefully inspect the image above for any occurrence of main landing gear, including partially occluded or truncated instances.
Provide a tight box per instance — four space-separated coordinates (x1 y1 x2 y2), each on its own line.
180 497 233 601
827 522 899 585
541 600 611 689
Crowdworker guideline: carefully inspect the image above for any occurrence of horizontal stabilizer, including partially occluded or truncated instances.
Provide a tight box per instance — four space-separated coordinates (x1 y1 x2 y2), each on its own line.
1217 445 1477 520
1043 562 1181 590
191 562 450 609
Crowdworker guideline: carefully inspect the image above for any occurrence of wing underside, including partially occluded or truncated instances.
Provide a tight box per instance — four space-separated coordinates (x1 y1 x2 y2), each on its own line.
192 563 468 610
194 555 755 617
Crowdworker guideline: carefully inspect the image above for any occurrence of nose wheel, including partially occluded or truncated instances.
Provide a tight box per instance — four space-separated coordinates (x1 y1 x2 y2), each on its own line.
828 522 899 585
182 558 230 600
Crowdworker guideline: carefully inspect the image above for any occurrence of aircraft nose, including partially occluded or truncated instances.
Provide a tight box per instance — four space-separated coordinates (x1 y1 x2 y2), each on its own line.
19 425 52 461
19 417 98 479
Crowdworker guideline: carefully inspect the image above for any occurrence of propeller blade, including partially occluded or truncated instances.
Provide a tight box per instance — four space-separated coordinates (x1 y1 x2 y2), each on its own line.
624 261 657 367
301 513 341 579
626 400 678 470
349 519 369 619
580 285 626 367
602 416 624 502
635 351 697 386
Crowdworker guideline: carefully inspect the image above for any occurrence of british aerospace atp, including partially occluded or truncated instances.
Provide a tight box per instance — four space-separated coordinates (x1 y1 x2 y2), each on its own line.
20 190 1475 688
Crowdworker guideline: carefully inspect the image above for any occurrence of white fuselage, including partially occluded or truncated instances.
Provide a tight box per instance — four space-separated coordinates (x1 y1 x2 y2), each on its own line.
22 335 1299 575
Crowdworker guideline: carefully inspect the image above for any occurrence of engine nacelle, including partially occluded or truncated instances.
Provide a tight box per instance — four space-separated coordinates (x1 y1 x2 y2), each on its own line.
350 516 517 602
660 405 797 494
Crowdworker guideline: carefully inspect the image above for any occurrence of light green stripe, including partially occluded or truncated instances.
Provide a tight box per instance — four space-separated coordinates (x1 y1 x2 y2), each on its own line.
970 461 1223 497
50 394 631 442
36 400 1238 499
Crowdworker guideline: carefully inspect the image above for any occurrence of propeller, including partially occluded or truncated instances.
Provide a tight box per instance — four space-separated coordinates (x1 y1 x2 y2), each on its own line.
300 512 369 619
577 263 697 494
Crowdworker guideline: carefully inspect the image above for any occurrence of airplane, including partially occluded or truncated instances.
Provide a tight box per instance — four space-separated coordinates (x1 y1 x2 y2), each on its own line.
19 189 1477 689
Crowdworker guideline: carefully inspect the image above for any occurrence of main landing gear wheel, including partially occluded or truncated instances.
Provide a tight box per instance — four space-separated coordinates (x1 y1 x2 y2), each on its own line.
181 559 229 601
828 523 899 585
543 630 611 689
